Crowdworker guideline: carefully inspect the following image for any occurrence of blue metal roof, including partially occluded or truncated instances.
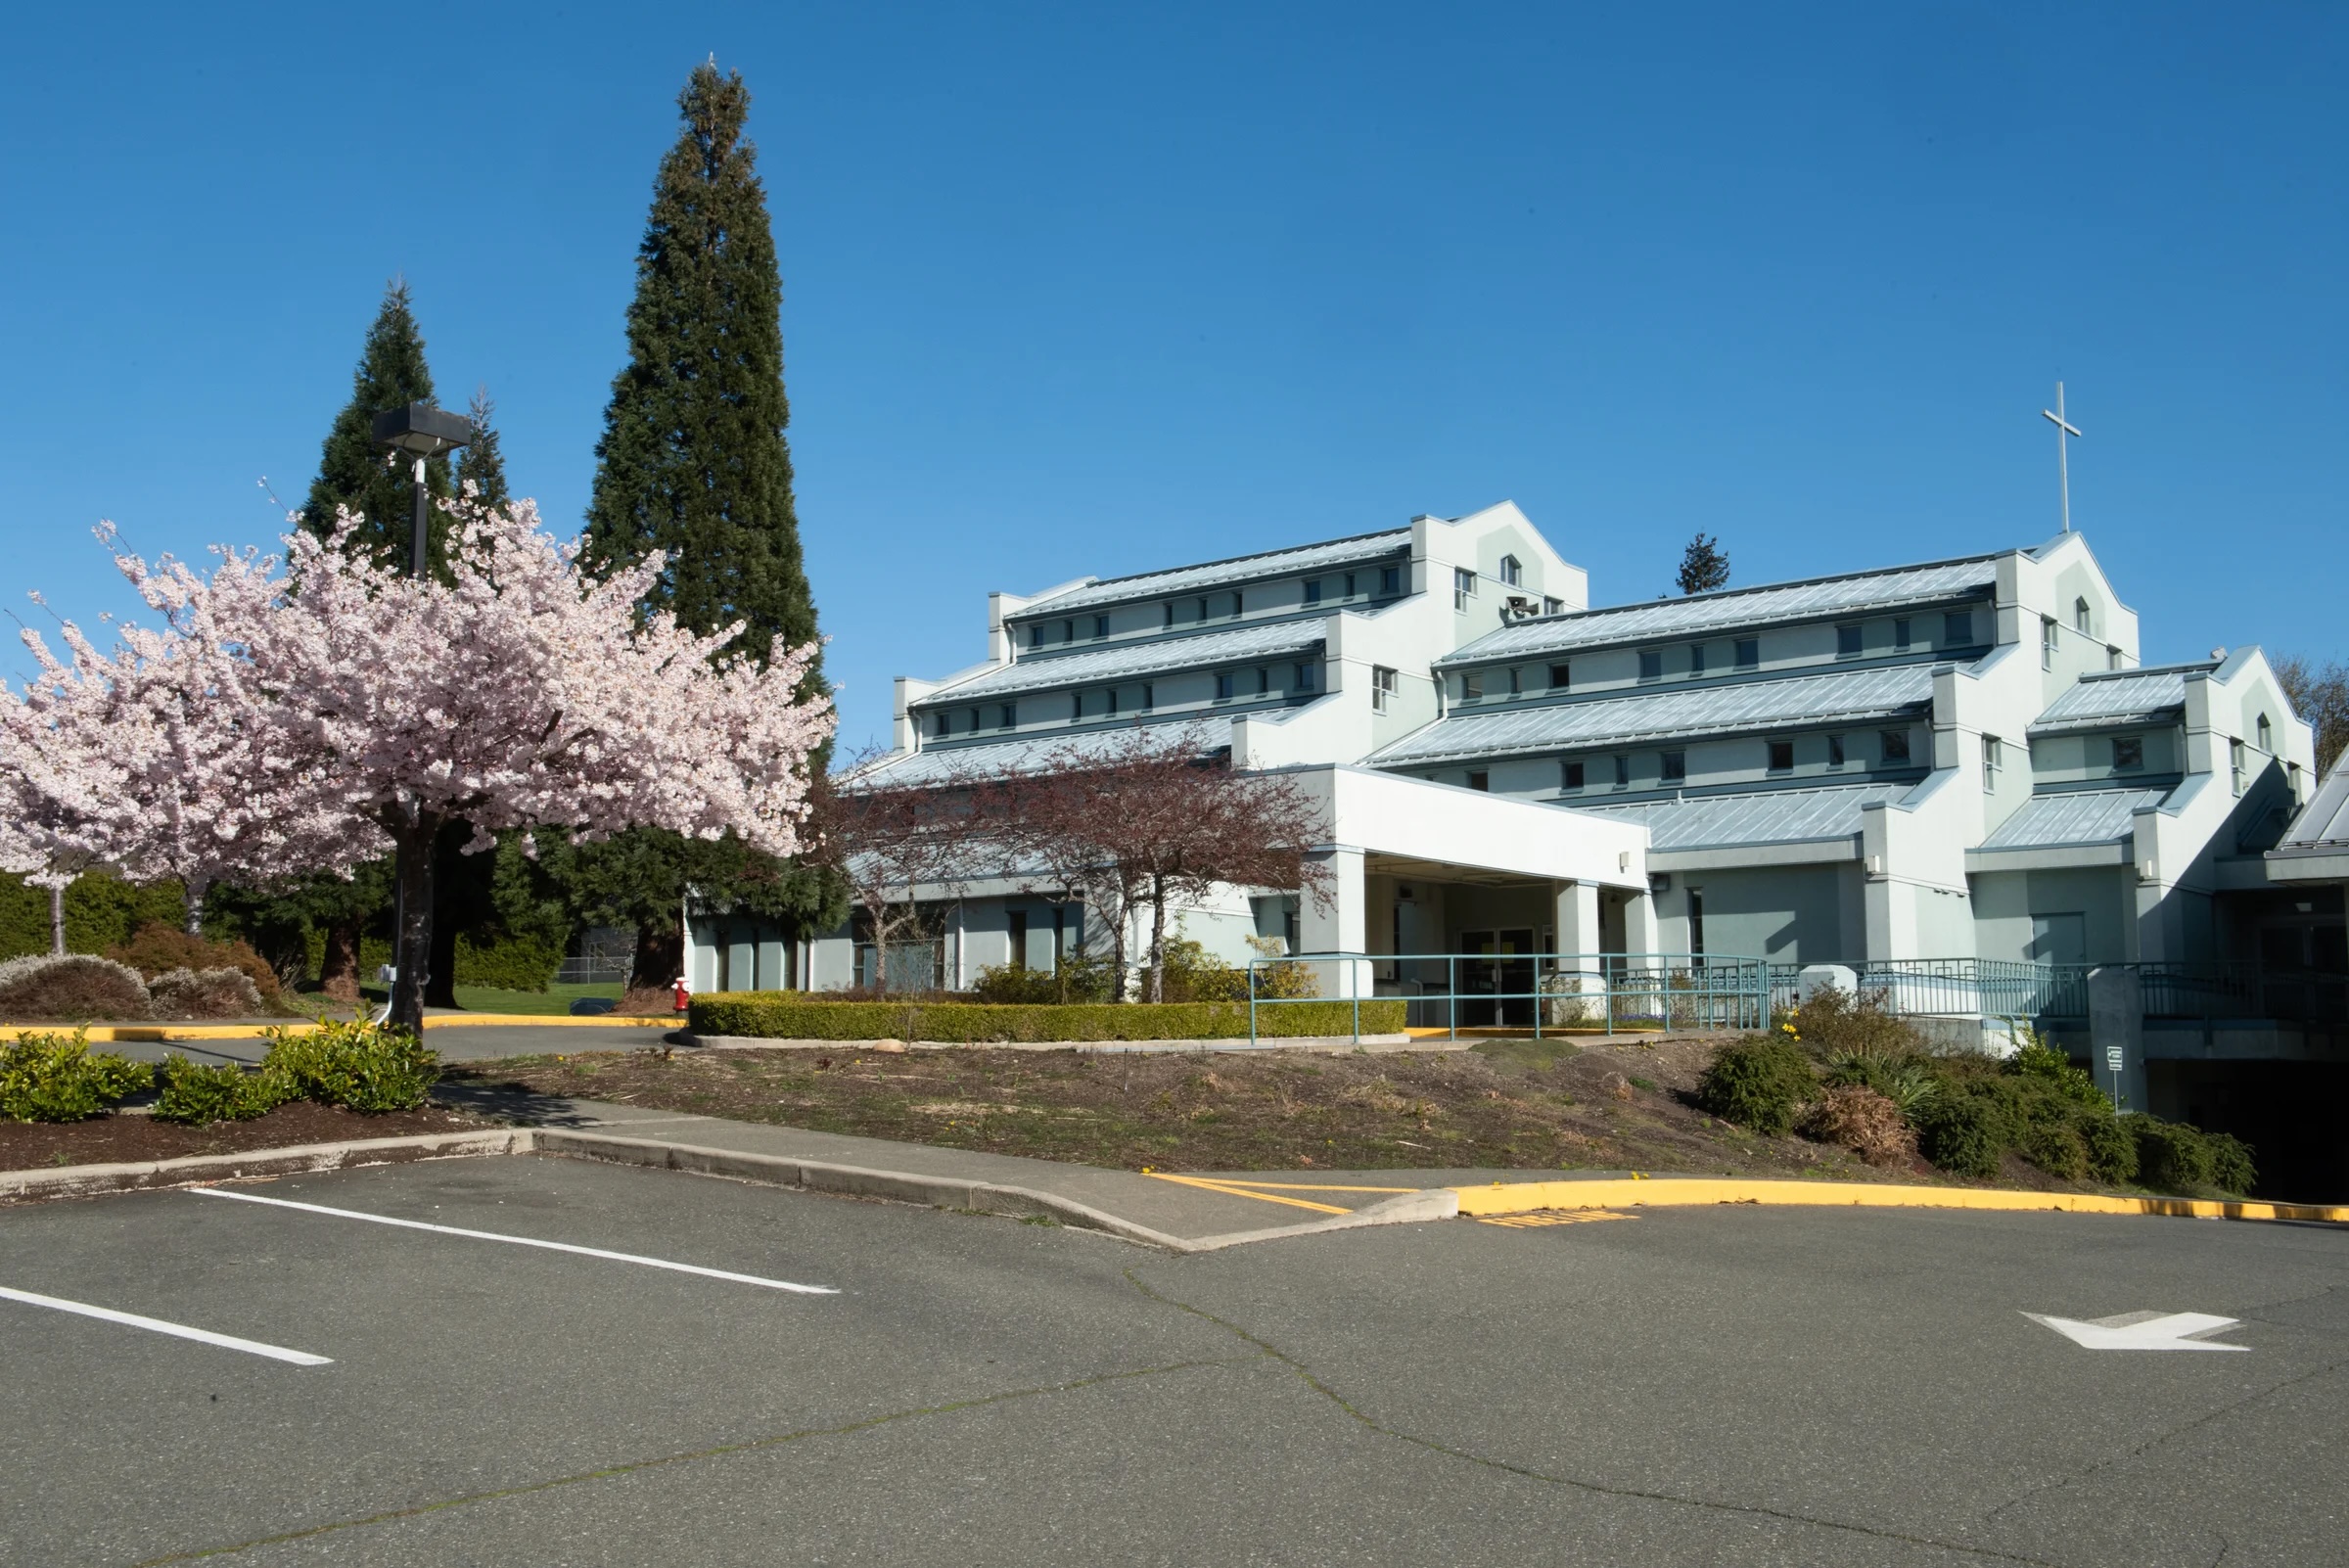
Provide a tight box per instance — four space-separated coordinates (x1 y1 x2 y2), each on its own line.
2275 758 2349 854
2026 663 2209 736
920 621 1325 705
852 718 1231 789
1439 556 1999 668
1369 665 1936 767
1979 788 2169 851
1015 530 1412 618
1578 782 1911 851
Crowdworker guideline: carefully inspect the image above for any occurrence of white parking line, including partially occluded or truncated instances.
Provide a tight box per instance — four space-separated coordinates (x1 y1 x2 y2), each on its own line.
190 1188 840 1295
0 1285 332 1365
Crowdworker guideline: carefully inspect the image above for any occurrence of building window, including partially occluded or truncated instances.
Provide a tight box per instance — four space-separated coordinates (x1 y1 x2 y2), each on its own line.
1881 729 1911 764
1827 734 1845 768
1894 618 1911 651
1141 682 1155 712
1027 623 1043 649
1613 754 1630 789
1734 637 1759 669
1507 667 1523 696
1688 889 1707 960
967 708 981 734
1372 666 1398 714
1344 572 1358 598
1467 769 1490 792
1093 615 1109 640
2107 644 2123 670
1106 687 1120 716
1062 620 1076 644
2041 617 2058 669
931 712 948 738
1837 623 1864 659
1453 568 1476 612
1215 671 1234 702
1561 760 1585 792
1255 667 1270 695
1163 601 1174 628
1499 555 1522 586
2257 714 2273 753
1196 597 1210 622
1982 734 2003 790
1295 663 1317 693
1230 591 1244 618
1070 692 1083 721
1543 596 1563 615
2074 597 2093 635
1660 750 1686 783
1944 610 1973 645
1460 671 1484 702
1768 739 1794 772
1689 643 1707 676
2113 734 2142 772
1549 663 1570 690
1303 578 1322 606
2289 762 2303 803
1380 565 1402 596
1000 704 1018 729
2231 738 2247 793
1638 649 1663 682
1006 911 1028 973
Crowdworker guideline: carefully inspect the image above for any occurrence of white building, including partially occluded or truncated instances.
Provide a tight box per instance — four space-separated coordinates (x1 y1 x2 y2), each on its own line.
688 503 2320 1014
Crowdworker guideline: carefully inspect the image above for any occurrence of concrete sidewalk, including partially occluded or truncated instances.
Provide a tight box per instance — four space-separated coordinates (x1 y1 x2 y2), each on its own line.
436 1080 1581 1246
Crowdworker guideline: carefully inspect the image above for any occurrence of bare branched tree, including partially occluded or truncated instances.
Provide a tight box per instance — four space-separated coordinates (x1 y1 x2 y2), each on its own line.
812 749 1010 993
2274 654 2349 776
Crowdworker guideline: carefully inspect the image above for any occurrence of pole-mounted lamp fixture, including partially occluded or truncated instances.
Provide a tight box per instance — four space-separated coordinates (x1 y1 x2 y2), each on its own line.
370 402 472 579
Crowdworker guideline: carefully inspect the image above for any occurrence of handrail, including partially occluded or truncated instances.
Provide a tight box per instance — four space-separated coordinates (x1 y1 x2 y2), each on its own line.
1244 951 1774 1043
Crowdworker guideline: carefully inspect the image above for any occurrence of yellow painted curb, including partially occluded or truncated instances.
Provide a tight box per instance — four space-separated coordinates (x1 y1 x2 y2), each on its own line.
1449 1176 2349 1226
1 1014 678 1042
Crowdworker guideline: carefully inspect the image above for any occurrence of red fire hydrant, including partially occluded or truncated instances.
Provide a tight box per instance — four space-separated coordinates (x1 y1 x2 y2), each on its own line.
673 976 690 1015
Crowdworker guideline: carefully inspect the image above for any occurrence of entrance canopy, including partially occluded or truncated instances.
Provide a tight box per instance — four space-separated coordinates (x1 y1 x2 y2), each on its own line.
1289 764 1649 890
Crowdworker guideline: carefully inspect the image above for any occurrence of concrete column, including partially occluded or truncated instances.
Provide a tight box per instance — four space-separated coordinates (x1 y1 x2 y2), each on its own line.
1300 847 1368 998
2087 965 2148 1113
1550 880 1602 1025
1620 889 1660 959
1553 880 1600 957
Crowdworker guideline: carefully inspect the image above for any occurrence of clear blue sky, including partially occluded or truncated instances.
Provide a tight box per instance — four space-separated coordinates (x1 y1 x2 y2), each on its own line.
3 4 2341 754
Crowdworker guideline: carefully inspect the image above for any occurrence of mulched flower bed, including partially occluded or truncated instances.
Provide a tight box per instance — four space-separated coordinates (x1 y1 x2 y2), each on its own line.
448 1036 1955 1179
0 1103 490 1171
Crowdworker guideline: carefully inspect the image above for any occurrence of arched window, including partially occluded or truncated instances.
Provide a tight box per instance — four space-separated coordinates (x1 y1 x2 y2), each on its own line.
2074 597 2092 634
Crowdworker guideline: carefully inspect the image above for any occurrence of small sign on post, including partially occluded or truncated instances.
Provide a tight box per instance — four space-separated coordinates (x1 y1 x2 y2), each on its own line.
2105 1045 2126 1074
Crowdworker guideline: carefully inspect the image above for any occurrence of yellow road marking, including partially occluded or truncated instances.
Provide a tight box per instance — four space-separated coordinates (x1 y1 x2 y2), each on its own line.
1142 1173 1351 1215
1194 1180 1421 1194
1 1014 677 1043
1477 1210 1635 1227
1449 1177 2349 1226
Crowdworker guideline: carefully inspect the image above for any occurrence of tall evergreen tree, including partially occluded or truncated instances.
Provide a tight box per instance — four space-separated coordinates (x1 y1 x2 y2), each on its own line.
455 387 510 509
584 61 819 677
1676 532 1731 595
574 61 842 985
303 280 457 576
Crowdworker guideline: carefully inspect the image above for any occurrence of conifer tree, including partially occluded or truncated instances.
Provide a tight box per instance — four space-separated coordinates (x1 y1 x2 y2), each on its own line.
585 61 819 677
455 387 510 509
1676 532 1731 595
574 61 843 984
303 280 456 575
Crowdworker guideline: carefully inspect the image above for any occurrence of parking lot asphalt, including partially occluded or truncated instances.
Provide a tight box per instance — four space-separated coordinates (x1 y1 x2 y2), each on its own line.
3 1155 2342 1567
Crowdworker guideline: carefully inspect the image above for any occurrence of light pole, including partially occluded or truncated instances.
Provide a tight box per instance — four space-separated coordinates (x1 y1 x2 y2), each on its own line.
369 401 471 1033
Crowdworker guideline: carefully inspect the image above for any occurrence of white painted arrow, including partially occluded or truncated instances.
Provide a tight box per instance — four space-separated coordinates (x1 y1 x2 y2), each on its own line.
2023 1310 2249 1352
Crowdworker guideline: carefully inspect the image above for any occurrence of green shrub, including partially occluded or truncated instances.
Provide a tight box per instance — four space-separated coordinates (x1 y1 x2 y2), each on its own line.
2127 1116 2257 1197
2006 1030 2105 1107
690 992 1406 1042
259 1018 438 1113
1915 1089 2008 1179
1821 1050 1940 1119
153 1056 295 1125
1787 985 1924 1057
0 1030 153 1122
971 951 1115 1004
108 922 283 1000
0 870 188 965
452 931 564 992
2079 1110 2140 1184
1696 1036 1817 1136
147 967 268 1019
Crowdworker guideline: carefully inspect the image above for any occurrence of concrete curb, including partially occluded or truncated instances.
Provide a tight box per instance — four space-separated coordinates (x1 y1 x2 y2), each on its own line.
678 1033 1423 1055
528 1130 1459 1252
0 1129 532 1206
1449 1176 2349 1225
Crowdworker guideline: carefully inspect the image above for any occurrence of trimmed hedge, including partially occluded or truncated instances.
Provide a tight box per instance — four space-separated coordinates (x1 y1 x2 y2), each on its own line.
690 992 1408 1043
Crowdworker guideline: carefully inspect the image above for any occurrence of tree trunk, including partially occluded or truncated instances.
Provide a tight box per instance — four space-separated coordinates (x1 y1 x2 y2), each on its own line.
49 882 67 956
389 820 439 1035
183 878 207 939
1146 874 1168 1003
320 921 362 1003
632 917 683 998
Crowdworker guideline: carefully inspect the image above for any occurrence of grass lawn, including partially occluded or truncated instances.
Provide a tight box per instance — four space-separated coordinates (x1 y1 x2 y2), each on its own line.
446 982 625 1016
446 1035 1974 1180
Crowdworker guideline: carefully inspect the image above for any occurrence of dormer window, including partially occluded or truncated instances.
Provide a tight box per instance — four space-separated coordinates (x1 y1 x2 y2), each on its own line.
1638 649 1663 682
1549 663 1571 690
1380 565 1402 597
2113 735 2143 772
1000 704 1018 729
1092 615 1109 640
1196 597 1210 622
1944 610 1973 645
932 712 948 738
1062 620 1076 644
1689 643 1707 676
1506 667 1522 697
1499 555 1523 586
1837 624 1864 659
2074 597 2093 635
1295 663 1317 693
1734 637 1760 670
1163 602 1174 628
1303 579 1323 606
1231 591 1244 617
1461 671 1485 702
1028 624 1043 649
1070 692 1083 721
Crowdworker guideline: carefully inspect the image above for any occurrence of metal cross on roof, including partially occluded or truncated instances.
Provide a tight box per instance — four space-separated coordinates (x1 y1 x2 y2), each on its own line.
2042 382 2083 533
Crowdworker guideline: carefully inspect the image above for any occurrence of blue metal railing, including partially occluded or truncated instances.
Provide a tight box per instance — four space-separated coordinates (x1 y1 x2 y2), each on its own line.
1245 952 1775 1043
1766 958 2089 1021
